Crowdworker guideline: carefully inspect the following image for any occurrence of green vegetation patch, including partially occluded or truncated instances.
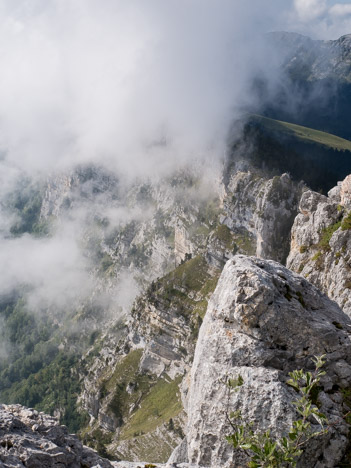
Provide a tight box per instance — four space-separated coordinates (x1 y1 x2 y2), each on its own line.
120 375 182 440
99 253 115 277
1 351 89 433
214 225 236 250
250 114 351 152
312 251 322 261
341 211 351 230
100 350 155 422
0 294 99 433
147 255 220 322
318 221 341 250
102 349 143 392
82 428 113 460
233 230 256 256
6 180 50 237
96 351 184 461
166 255 210 293
198 197 222 226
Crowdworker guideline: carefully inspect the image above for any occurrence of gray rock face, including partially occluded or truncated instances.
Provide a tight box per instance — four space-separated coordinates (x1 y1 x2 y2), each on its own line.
40 166 120 219
268 32 351 82
80 254 221 462
221 171 304 264
175 225 194 264
40 164 223 289
179 255 351 467
0 404 203 468
287 175 351 317
77 168 305 463
0 404 114 468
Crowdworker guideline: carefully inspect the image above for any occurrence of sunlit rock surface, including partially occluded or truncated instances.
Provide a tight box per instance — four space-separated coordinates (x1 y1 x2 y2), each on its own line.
221 171 304 264
287 174 351 317
173 255 351 468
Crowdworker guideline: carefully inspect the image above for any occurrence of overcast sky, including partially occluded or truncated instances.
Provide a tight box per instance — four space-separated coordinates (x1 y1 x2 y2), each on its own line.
0 0 349 179
293 0 351 35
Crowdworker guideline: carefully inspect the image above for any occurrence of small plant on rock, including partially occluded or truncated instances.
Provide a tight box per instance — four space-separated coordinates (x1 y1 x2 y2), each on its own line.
226 355 328 467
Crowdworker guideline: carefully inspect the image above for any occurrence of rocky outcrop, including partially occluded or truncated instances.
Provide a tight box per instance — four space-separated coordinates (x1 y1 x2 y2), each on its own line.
175 225 194 264
221 171 304 264
5 255 351 468
80 255 220 462
287 175 351 317
0 404 114 468
173 255 351 467
0 404 198 467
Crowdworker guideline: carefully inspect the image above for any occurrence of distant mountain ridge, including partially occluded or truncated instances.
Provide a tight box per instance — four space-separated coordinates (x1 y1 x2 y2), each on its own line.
256 31 351 140
267 31 351 83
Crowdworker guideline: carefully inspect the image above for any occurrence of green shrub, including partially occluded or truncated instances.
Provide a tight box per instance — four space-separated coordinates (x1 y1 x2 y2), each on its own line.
226 356 327 467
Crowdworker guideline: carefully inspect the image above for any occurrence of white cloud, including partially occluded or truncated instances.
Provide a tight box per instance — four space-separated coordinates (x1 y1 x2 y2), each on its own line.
0 0 349 182
293 0 327 21
0 227 92 309
287 0 351 38
330 3 351 17
0 0 288 180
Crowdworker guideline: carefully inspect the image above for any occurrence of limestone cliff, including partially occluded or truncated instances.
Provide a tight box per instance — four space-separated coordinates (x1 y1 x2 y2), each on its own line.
76 166 305 462
80 255 221 462
40 165 222 285
173 255 351 467
0 162 307 464
4 256 351 467
221 171 304 264
287 175 351 317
